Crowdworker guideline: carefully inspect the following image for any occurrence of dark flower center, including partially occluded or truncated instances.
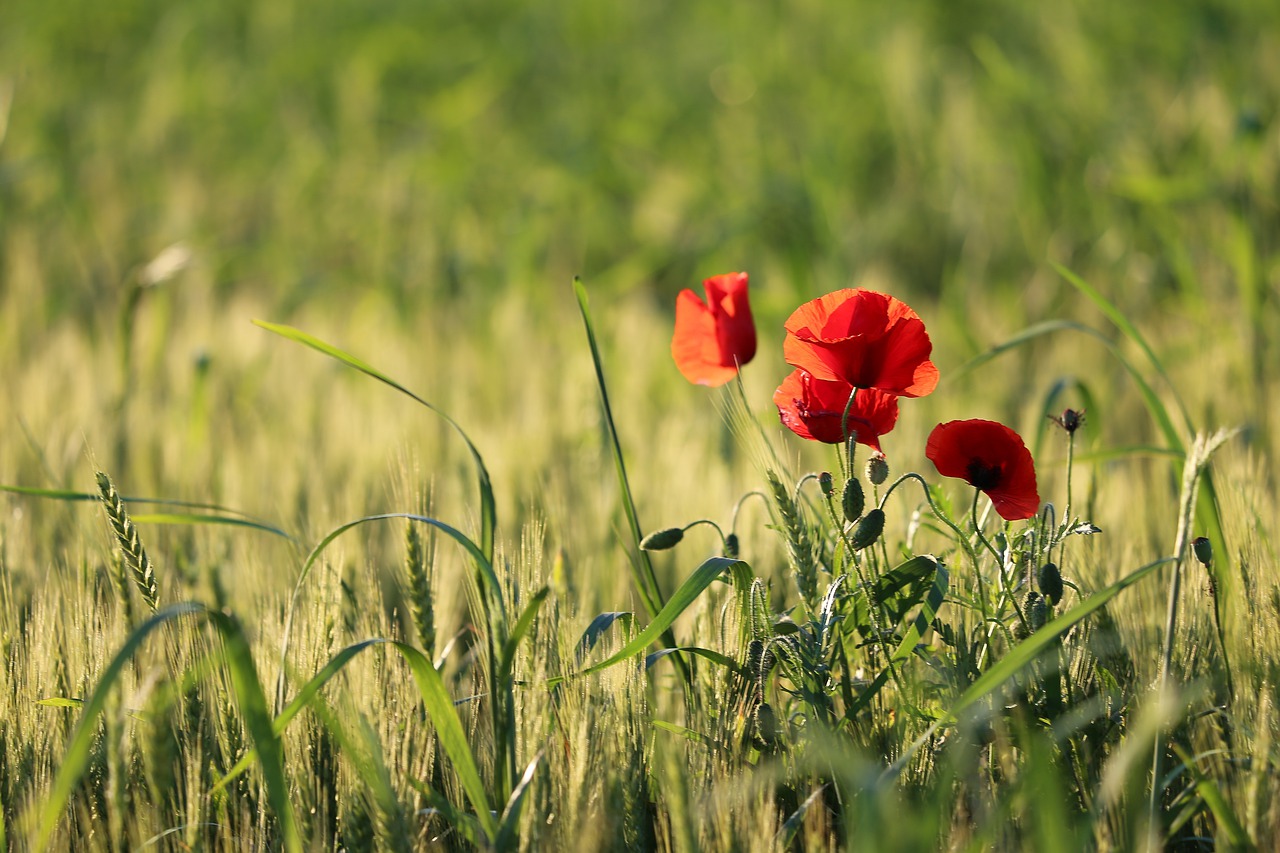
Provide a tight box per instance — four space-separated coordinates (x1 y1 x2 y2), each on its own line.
966 458 1003 491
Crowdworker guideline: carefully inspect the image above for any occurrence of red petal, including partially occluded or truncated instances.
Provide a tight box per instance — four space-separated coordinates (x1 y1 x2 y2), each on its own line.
704 272 756 369
672 289 737 386
774 370 898 448
925 419 1039 520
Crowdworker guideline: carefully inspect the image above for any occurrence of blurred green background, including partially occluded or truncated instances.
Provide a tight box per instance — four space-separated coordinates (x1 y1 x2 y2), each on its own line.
1 0 1278 602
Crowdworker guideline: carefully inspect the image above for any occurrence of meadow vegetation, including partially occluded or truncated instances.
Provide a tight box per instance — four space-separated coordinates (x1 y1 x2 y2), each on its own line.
1 0 1279 849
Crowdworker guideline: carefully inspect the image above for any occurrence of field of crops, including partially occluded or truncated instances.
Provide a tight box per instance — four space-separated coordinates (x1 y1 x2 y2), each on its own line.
2 0 1279 849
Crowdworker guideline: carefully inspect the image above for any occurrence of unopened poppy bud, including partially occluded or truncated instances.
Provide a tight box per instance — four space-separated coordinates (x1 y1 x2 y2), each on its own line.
1049 408 1086 434
842 478 865 523
753 702 782 747
724 533 740 559
1192 536 1213 567
865 453 889 486
1037 562 1064 606
640 527 684 551
819 471 834 496
851 508 885 550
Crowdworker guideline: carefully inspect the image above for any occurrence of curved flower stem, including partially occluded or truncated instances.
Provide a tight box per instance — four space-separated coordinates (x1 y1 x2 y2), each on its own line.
730 490 769 534
840 387 861 478
679 518 729 550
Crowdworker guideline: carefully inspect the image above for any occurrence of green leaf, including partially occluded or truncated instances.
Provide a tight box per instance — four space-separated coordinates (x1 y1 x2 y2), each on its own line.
549 556 744 685
495 751 543 853
498 586 550 683
949 556 1171 720
129 512 292 539
845 555 939 638
253 320 495 562
1171 744 1256 851
572 279 664 623
34 603 302 853
35 697 83 708
644 646 744 675
574 611 634 663
652 719 713 746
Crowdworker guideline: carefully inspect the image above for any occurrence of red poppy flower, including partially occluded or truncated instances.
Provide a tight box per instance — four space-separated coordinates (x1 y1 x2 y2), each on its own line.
925 419 1040 521
672 272 757 386
773 369 899 450
783 288 938 397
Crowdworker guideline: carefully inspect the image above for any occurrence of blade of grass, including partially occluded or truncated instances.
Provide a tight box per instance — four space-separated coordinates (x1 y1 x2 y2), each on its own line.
1054 265 1234 699
881 556 1173 784
32 603 301 853
130 512 291 539
495 750 543 853
277 513 505 709
571 278 665 621
0 484 295 541
1172 744 1256 851
549 556 743 685
253 320 496 562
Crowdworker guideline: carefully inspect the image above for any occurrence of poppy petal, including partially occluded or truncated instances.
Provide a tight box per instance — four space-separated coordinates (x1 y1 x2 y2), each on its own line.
774 370 898 449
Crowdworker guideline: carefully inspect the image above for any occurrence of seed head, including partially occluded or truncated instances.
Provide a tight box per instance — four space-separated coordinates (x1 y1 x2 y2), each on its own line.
1049 408 1086 434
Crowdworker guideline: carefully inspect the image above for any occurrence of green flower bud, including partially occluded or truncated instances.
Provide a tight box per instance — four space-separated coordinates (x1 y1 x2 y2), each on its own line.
640 527 684 551
724 533 740 559
865 453 889 486
1037 562 1064 606
851 508 885 551
1028 592 1049 631
841 477 865 524
1192 536 1213 567
819 471 835 496
753 702 782 747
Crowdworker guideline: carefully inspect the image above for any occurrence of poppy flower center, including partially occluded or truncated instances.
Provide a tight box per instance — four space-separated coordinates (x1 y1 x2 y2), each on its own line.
966 458 1003 491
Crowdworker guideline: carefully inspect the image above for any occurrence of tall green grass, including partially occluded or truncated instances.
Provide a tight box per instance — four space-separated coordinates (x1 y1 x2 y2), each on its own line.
1 0 1278 849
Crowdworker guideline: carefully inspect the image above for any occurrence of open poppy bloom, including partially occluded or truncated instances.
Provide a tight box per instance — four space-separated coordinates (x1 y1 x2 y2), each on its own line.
925 419 1040 521
774 369 898 450
672 272 757 386
783 289 938 398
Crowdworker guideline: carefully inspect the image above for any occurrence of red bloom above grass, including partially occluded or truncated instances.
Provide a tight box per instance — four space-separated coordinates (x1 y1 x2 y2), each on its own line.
925 419 1040 521
773 370 898 450
783 288 938 398
672 272 757 386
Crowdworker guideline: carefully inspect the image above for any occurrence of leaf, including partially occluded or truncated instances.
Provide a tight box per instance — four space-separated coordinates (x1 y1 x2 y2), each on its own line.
652 719 712 746
574 611 634 663
498 586 550 683
253 320 495 562
549 557 744 685
35 697 84 708
495 751 543 853
34 603 302 853
845 555 938 638
644 646 744 675
572 280 666 623
129 512 292 539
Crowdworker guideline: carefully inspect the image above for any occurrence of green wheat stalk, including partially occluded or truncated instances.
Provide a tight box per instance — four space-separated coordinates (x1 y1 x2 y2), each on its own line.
96 472 159 613
405 521 436 655
767 469 820 615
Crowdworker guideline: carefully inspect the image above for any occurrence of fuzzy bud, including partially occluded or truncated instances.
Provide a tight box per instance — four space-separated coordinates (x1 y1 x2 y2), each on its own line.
865 453 889 486
723 533 740 559
1192 536 1213 567
753 702 782 747
1037 562 1064 606
841 477 865 524
851 508 885 551
640 527 684 551
819 471 834 496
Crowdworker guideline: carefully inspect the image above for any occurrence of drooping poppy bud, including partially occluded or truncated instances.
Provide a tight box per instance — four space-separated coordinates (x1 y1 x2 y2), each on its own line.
1192 536 1213 567
724 533 740 559
819 471 835 496
1037 562 1064 606
640 527 684 551
851 508 885 550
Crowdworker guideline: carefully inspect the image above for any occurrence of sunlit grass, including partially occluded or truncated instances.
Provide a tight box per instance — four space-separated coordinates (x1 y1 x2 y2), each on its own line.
1 0 1279 849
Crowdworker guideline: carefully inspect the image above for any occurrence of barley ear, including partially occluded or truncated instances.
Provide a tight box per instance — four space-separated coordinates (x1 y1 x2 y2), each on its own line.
96 472 159 613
